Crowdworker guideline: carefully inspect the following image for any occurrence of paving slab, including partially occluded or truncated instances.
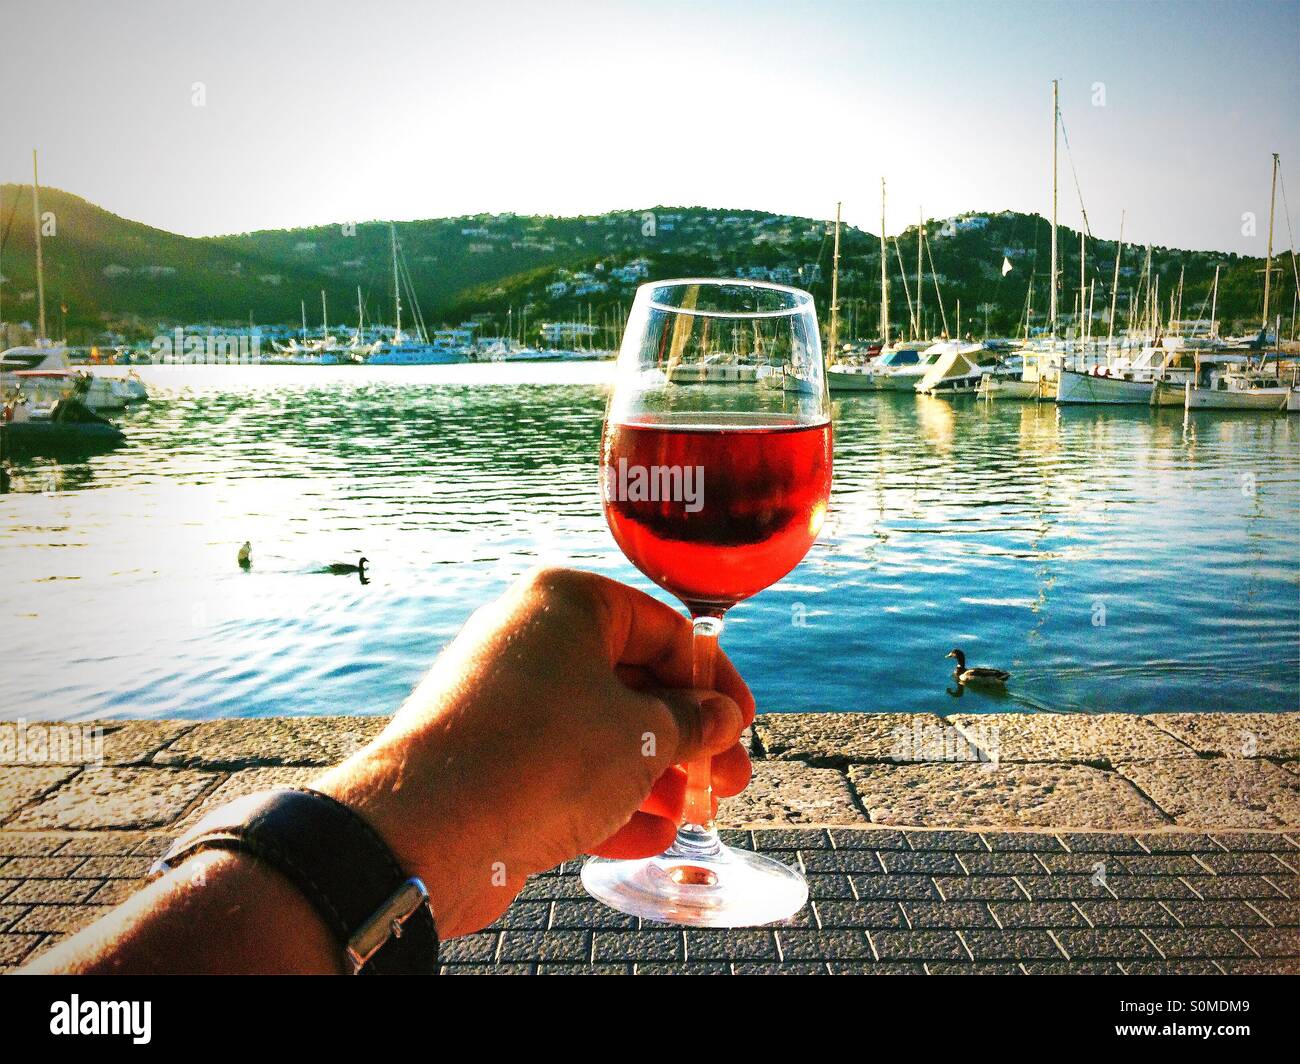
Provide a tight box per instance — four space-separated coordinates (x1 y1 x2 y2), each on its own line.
52 832 164 857
847 762 1168 829
3 713 1300 973
177 767 322 827
0 834 65 858
7 768 220 830
4 824 1297 974
0 767 80 825
752 713 966 764
152 716 386 768
1149 713 1300 759
1 721 193 766
10 905 115 936
3 877 102 905
1116 759 1300 829
948 713 1195 764
718 761 866 826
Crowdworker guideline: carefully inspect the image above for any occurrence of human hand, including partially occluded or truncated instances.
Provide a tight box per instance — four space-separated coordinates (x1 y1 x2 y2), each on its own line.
312 567 753 938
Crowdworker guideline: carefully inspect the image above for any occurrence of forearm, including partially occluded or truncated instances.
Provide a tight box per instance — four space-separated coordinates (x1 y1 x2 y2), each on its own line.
25 741 479 974
24 849 344 975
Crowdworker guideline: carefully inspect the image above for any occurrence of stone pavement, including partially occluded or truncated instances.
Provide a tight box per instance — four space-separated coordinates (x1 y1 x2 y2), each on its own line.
2 713 1298 973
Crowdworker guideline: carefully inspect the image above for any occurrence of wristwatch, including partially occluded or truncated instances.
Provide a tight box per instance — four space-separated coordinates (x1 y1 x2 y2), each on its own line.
149 787 439 975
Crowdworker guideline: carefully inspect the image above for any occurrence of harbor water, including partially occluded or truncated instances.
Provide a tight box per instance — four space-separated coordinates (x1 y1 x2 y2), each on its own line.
1 362 1297 721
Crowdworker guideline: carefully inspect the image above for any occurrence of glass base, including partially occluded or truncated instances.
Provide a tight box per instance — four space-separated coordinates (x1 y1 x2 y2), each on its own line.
580 825 808 927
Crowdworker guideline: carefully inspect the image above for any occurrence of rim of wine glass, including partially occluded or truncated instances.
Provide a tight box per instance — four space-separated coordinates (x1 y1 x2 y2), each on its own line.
640 277 815 320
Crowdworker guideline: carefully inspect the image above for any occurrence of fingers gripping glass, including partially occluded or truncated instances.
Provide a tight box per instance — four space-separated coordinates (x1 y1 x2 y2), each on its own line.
582 279 833 926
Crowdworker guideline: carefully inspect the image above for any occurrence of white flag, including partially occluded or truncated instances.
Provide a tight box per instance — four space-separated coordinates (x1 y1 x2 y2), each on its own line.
1001 256 1013 276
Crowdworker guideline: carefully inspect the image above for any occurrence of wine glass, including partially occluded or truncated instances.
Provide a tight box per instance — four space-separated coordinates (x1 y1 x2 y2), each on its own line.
581 278 833 926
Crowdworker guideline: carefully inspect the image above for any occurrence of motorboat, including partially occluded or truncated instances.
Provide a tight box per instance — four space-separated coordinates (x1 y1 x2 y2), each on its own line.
1 394 126 455
827 341 939 393
367 339 468 365
1 346 129 412
915 343 1018 395
668 357 771 384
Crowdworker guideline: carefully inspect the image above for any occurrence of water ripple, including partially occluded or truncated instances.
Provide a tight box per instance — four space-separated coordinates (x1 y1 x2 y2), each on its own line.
1 363 1296 720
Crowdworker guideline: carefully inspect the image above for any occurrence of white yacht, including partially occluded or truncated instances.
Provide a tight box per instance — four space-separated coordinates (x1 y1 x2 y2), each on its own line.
915 343 1020 394
826 341 938 392
1 345 130 412
368 339 465 365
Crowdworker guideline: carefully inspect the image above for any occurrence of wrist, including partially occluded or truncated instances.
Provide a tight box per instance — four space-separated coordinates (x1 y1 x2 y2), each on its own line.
311 737 496 939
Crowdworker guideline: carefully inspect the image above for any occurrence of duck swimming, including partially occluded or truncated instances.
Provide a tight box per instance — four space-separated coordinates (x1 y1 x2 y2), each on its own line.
946 648 1009 687
237 541 252 570
321 556 368 579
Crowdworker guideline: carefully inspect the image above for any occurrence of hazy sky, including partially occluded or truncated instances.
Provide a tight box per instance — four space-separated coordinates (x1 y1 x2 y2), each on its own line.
3 0 1297 253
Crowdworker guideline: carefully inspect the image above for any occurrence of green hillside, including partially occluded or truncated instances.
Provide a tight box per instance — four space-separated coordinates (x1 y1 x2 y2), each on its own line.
1 185 1293 344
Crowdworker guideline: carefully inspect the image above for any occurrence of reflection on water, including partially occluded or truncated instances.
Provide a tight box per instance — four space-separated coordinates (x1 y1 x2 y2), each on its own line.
1 362 1297 721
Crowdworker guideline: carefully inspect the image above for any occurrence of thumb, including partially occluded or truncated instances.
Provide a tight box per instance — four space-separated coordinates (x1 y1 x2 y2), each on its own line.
651 688 745 764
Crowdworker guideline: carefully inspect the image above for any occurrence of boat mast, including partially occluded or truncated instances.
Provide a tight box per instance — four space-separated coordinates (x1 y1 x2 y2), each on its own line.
356 284 364 338
32 150 47 343
879 179 890 345
390 222 403 342
1209 264 1220 339
1107 211 1124 349
1078 230 1086 339
1262 152 1278 333
1024 276 1035 341
300 300 307 342
1142 244 1153 337
893 238 916 338
829 201 841 357
321 289 328 339
1049 80 1059 337
923 230 950 337
915 207 924 339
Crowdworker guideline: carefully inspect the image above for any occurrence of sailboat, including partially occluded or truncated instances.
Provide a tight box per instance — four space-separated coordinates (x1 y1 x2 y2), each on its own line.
1184 154 1299 412
827 189 955 393
984 81 1086 401
2 153 126 452
368 223 467 365
322 286 375 364
826 200 876 391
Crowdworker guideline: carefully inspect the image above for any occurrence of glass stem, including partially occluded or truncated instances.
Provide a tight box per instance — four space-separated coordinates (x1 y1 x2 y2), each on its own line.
681 614 723 831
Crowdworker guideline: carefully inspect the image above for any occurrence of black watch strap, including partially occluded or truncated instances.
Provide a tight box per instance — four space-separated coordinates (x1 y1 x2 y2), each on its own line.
149 787 438 975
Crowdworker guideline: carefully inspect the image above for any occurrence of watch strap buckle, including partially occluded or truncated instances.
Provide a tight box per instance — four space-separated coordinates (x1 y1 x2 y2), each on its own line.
345 877 430 975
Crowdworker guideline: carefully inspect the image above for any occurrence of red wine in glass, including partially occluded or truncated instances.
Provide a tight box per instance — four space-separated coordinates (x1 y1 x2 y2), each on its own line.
603 413 832 614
